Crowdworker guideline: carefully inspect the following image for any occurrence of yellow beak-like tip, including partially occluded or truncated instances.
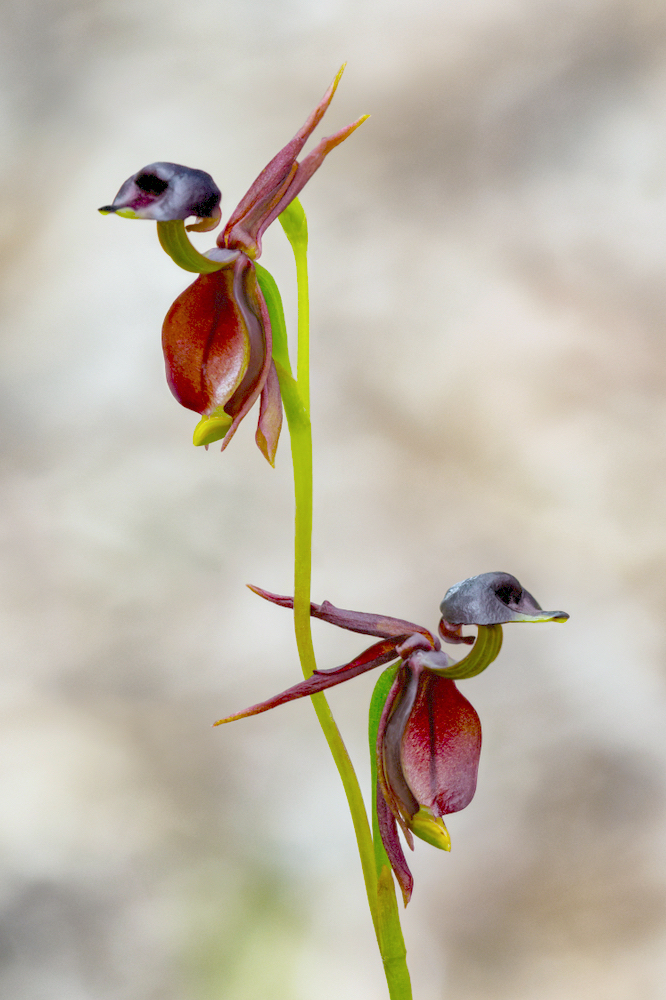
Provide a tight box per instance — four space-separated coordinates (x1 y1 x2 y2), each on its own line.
410 807 452 852
193 411 233 447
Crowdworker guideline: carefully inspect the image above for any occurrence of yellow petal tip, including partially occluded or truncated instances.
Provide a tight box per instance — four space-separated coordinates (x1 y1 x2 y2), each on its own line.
193 411 233 447
410 807 452 852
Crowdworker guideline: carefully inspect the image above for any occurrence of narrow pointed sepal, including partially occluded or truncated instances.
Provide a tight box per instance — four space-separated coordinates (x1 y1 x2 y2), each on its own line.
213 637 402 727
217 259 274 458
248 585 438 643
255 360 283 466
257 113 369 240
376 785 414 907
221 68 346 254
221 65 368 257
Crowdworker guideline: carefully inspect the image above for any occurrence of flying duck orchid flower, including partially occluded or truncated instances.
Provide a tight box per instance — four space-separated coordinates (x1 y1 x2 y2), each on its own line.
214 573 568 904
99 67 367 463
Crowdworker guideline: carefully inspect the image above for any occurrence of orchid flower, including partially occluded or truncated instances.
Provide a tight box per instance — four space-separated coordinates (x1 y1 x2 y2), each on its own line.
99 67 367 463
214 572 568 904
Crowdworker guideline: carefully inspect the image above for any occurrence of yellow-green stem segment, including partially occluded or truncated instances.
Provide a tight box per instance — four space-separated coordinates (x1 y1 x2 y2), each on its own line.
154 209 412 1000
258 199 413 1000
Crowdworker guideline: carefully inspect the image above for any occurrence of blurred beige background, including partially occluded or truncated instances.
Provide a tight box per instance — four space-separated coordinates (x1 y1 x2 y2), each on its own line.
2 0 666 997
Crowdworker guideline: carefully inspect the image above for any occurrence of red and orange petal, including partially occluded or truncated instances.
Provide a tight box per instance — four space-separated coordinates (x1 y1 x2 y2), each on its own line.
401 673 481 817
162 267 250 415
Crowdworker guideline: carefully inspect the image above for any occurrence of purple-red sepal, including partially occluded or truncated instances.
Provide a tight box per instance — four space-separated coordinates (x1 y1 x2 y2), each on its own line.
213 636 402 726
248 585 438 644
221 68 368 259
376 783 414 906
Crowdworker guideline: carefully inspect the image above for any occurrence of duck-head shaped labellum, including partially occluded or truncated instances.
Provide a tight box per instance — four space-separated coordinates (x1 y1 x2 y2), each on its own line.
99 162 222 231
440 571 569 626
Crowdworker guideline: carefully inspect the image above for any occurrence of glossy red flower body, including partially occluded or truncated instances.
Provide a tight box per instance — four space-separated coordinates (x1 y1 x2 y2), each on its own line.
379 664 481 827
162 255 282 462
375 652 482 904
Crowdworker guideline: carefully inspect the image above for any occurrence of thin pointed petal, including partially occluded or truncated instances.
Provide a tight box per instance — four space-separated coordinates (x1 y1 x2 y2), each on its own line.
213 637 402 726
248 585 437 643
376 667 419 832
376 785 414 906
217 258 274 454
255 360 283 466
256 114 369 241
222 69 344 252
222 67 368 257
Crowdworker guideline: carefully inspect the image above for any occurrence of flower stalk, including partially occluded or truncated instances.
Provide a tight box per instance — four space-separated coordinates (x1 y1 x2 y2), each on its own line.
260 200 413 998
99 70 568 1000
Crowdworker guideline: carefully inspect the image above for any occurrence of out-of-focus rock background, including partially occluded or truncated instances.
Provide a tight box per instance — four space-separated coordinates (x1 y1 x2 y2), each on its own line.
1 0 666 997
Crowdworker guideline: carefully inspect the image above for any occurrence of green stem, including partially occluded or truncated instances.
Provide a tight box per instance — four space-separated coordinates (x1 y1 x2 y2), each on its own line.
268 199 412 1000
271 204 380 932
155 211 412 999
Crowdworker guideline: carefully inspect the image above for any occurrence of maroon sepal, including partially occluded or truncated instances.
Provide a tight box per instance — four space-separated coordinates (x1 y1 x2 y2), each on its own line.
256 360 283 466
221 69 367 258
248 585 437 644
376 783 414 907
375 666 418 842
213 637 402 727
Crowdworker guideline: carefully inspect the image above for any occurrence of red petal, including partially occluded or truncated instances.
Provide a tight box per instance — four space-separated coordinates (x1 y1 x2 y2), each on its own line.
248 585 437 644
401 675 481 816
162 267 250 414
213 637 401 726
255 359 282 466
376 784 414 907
